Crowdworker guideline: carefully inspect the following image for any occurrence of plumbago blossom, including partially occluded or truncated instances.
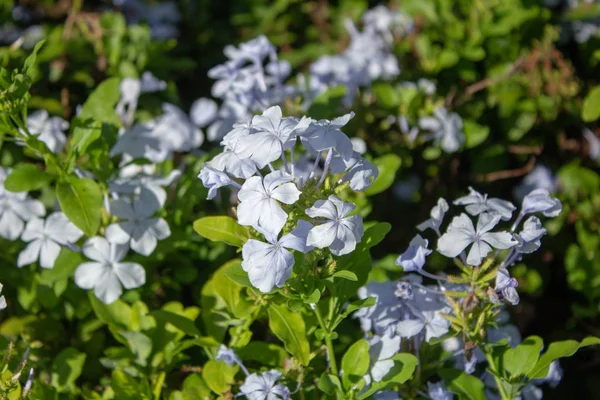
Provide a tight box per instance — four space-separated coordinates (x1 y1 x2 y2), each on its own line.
199 105 372 293
0 283 5 310
353 187 563 398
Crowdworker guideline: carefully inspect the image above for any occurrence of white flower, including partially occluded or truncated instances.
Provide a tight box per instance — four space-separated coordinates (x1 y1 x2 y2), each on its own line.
396 309 450 341
151 103 204 152
215 345 242 367
494 267 519 305
583 128 600 160
25 110 69 153
437 213 517 266
418 107 464 153
235 106 309 168
0 283 6 310
18 212 83 269
330 152 378 191
0 172 46 240
109 169 181 208
198 165 237 200
109 124 169 163
521 189 562 217
105 189 171 256
208 149 257 179
300 113 355 159
74 236 145 304
417 198 449 235
368 335 401 382
306 195 364 256
140 71 166 92
237 171 301 235
396 235 432 272
190 97 218 128
241 221 313 293
454 187 516 221
515 216 546 254
240 370 291 400
428 381 453 400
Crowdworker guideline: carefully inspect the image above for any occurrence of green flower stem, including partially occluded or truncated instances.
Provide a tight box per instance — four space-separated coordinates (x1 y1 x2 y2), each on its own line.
485 352 511 400
313 305 339 376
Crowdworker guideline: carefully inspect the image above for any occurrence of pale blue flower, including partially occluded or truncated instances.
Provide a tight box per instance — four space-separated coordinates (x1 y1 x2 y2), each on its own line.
109 124 169 163
396 309 451 341
241 221 312 293
0 284 6 310
74 236 145 304
301 113 355 160
515 165 556 200
419 107 465 153
521 189 562 217
198 165 239 200
396 235 432 272
584 128 600 160
237 171 301 235
190 97 218 128
152 103 204 152
306 195 364 256
437 213 517 266
330 152 379 191
25 110 69 154
0 168 46 240
454 187 516 221
368 334 402 382
105 189 171 256
240 369 291 400
494 267 519 305
417 198 449 235
428 381 453 400
18 212 83 269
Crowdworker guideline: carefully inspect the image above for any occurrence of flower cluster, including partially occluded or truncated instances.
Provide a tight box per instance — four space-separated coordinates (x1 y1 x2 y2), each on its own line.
199 105 374 292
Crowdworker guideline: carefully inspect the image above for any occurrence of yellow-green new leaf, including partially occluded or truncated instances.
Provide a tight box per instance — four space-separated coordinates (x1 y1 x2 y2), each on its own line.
267 303 310 366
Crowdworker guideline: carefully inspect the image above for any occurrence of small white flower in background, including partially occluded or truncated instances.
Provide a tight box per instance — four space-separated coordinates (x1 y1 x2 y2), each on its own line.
0 283 6 310
373 391 401 400
428 381 453 400
437 213 517 266
198 165 238 200
351 137 367 154
301 113 355 159
74 236 145 304
521 188 562 217
306 195 364 256
239 369 291 400
105 189 171 256
242 221 313 293
25 110 69 153
367 334 401 382
215 345 242 367
396 235 432 272
18 212 83 269
109 124 170 163
514 165 556 200
396 309 451 341
109 169 181 207
398 115 419 144
152 103 204 152
584 128 600 160
139 71 166 92
0 169 46 240
417 78 437 95
190 97 218 128
418 106 465 153
237 171 301 236
454 187 516 221
417 198 449 235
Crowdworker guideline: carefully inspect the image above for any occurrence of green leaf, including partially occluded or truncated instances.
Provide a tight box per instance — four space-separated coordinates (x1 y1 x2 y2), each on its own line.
224 259 252 287
464 120 490 148
212 259 244 315
193 216 249 247
503 336 543 378
111 370 151 400
80 77 121 125
330 270 358 281
237 341 287 367
583 86 600 122
50 348 87 392
318 373 343 396
4 163 53 192
119 331 152 366
23 40 45 77
387 353 419 384
307 85 347 120
341 340 370 389
56 176 103 236
365 155 401 196
152 310 201 337
372 82 400 109
70 117 103 155
267 303 310 365
88 292 132 330
439 369 487 400
530 336 600 379
39 248 83 285
201 360 238 394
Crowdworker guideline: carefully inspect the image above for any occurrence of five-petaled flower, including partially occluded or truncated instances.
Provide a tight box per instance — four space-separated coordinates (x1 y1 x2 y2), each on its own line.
74 236 146 304
239 370 291 400
306 195 364 256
